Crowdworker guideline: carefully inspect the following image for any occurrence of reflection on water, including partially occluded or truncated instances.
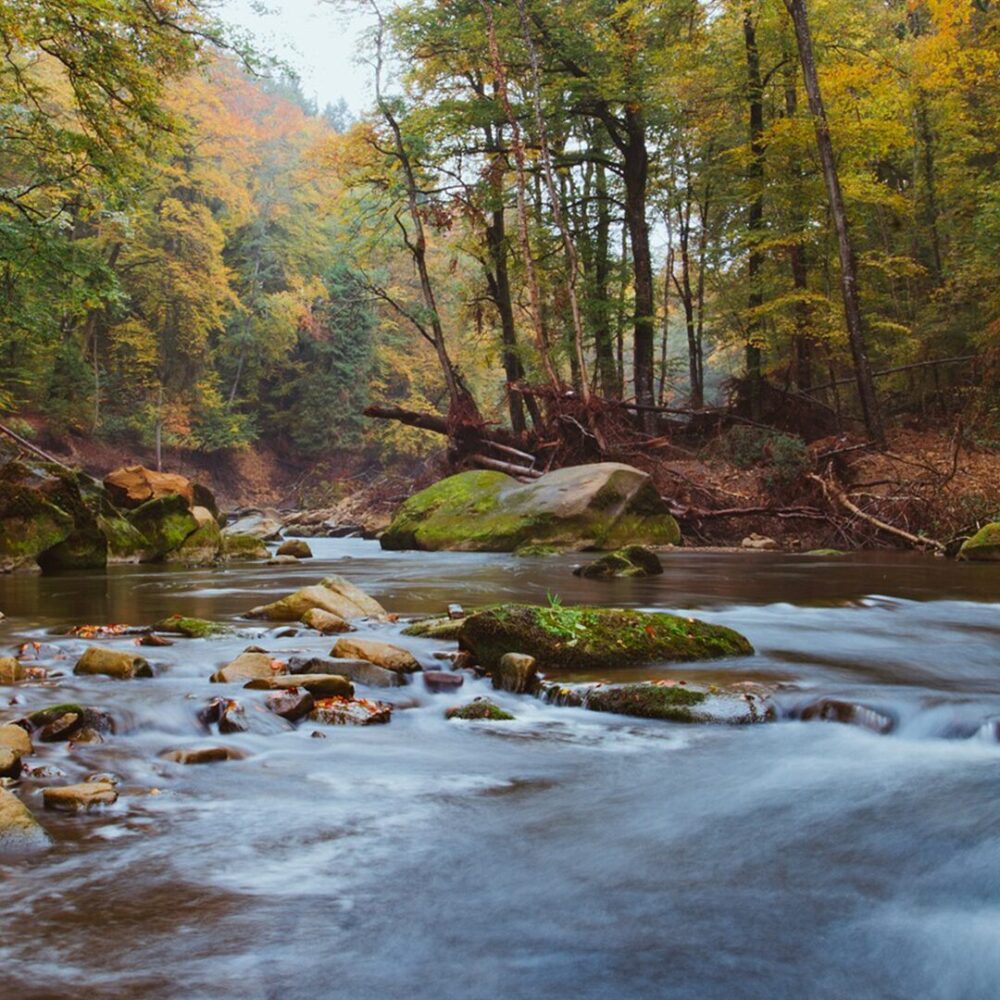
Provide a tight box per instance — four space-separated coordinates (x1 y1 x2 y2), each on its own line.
1 540 999 1000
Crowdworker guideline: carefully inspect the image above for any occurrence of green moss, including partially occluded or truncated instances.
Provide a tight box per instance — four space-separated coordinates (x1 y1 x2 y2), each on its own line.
803 548 847 557
26 703 87 727
223 533 269 559
153 614 228 638
575 545 664 579
127 494 198 560
513 543 564 557
585 684 707 723
166 517 222 564
459 604 753 672
401 616 466 640
959 522 1000 562
0 466 75 561
445 699 515 721
99 514 150 561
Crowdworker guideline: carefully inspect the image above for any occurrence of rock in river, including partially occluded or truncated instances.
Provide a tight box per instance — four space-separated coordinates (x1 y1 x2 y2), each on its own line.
309 697 392 726
445 699 514 721
958 522 1000 562
222 533 270 561
160 746 247 765
211 650 285 684
0 656 26 684
247 575 386 622
74 646 153 680
491 652 538 694
573 545 664 579
276 538 312 559
42 781 118 812
104 465 195 509
459 604 753 672
300 608 352 634
287 655 401 689
381 463 681 553
0 787 49 853
583 683 770 724
0 723 32 756
331 637 420 673
245 673 354 699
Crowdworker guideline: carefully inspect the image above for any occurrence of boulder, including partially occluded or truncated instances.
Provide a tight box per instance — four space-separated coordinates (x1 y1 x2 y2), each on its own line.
127 494 199 560
0 656 25 684
459 604 753 672
99 513 151 563
0 461 75 571
958 523 1000 562
222 533 270 561
245 674 354 699
26 704 115 742
381 463 681 553
225 509 283 541
0 788 49 853
42 781 118 812
423 670 464 693
287 655 401 688
741 533 779 551
492 652 538 694
401 616 466 640
331 637 419 673
445 699 514 721
103 466 194 509
74 647 153 680
160 746 247 765
247 575 386 622
211 651 285 684
153 614 227 638
0 723 32 756
276 539 312 559
573 544 664 579
300 608 352 634
309 696 392 726
583 683 769 724
265 689 315 722
0 747 22 778
165 507 222 565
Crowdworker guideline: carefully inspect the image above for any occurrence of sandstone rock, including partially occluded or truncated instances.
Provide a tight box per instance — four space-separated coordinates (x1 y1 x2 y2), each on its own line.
288 655 400 688
381 463 681 553
331 637 419 673
211 651 285 684
265 689 315 722
741 533 779 551
492 653 539 694
42 781 118 812
0 747 22 778
247 575 386 622
300 608 352 634
160 746 247 765
0 723 32 756
423 670 464 693
224 509 283 540
459 604 753 672
0 787 49 853
104 466 194 509
573 545 664 579
276 539 312 559
74 646 153 680
0 656 25 684
309 696 392 726
245 673 354 699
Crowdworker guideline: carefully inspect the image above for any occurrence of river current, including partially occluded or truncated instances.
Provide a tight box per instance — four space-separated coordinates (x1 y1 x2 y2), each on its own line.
1 540 999 999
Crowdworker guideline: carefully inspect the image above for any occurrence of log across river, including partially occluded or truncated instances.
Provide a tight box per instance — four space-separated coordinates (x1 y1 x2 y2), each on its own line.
1 539 999 998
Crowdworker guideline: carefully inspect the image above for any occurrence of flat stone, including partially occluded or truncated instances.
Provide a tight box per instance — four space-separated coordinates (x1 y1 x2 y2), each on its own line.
265 689 315 722
160 746 247 765
74 646 153 680
331 637 420 673
309 697 392 726
423 670 464 693
288 655 401 689
300 608 352 634
211 651 285 684
247 575 386 622
42 781 118 812
244 673 354 699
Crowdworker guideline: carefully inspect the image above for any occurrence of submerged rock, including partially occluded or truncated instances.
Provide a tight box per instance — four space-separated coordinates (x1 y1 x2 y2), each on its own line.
247 575 386 622
573 545 664 580
491 653 538 694
445 699 514 721
331 637 419 673
382 463 681 553
74 646 153 680
276 539 312 559
789 697 896 735
309 696 392 726
0 787 49 853
160 746 247 765
459 604 753 672
423 670 464 693
958 523 1000 562
584 683 768 724
42 781 118 812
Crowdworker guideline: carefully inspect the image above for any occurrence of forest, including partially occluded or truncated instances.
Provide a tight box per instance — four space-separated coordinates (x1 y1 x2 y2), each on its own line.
1 0 999 517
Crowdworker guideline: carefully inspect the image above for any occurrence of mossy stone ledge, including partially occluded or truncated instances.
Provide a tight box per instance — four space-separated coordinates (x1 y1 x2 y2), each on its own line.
958 523 1000 562
381 463 681 553
458 604 753 672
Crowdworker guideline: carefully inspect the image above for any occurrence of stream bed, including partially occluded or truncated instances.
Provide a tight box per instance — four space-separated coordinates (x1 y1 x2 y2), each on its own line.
1 540 999 999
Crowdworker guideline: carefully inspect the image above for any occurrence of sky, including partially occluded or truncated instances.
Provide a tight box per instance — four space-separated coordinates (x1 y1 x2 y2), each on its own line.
219 0 377 112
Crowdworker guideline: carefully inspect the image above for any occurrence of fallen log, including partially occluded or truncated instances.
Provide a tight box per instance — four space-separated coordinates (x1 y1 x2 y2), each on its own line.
468 454 543 479
363 405 449 436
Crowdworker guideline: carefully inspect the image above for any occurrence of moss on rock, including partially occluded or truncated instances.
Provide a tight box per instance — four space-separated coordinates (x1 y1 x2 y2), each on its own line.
223 533 270 560
958 522 1000 562
445 699 515 721
574 544 664 579
153 614 228 638
459 603 753 672
127 494 198 560
585 684 707 722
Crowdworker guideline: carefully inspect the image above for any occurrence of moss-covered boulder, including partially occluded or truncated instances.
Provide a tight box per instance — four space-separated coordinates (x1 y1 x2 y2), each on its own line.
573 545 664 579
165 507 222 565
445 699 514 721
381 463 681 553
584 683 769 724
153 614 228 638
223 533 270 560
958 523 1000 562
0 463 74 571
459 604 753 672
127 494 198 561
98 514 150 563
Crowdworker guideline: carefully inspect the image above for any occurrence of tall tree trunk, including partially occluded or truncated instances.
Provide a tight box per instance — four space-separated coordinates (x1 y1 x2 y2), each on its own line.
593 153 619 397
744 8 765 422
784 0 885 444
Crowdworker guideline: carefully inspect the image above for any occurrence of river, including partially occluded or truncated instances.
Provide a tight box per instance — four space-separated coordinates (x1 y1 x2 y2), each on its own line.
1 540 999 999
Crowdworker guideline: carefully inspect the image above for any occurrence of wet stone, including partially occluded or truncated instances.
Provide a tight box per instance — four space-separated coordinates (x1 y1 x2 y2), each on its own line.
42 781 118 812
160 746 247 765
0 747 22 778
309 697 392 726
288 655 401 689
331 637 420 673
265 689 315 723
492 653 538 695
423 671 464 693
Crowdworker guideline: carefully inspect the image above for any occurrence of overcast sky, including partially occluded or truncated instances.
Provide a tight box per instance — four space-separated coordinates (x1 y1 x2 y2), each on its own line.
220 0 376 112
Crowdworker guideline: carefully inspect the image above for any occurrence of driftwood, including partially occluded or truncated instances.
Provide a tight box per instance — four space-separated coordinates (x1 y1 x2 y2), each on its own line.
808 471 945 553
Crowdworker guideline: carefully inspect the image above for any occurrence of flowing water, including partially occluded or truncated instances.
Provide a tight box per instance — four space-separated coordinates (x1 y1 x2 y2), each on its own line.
1 541 999 999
